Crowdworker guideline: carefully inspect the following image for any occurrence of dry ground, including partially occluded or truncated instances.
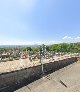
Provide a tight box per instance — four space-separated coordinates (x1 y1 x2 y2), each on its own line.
0 55 71 74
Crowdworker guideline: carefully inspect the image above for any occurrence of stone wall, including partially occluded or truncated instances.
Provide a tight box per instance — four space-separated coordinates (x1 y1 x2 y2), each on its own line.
0 57 77 89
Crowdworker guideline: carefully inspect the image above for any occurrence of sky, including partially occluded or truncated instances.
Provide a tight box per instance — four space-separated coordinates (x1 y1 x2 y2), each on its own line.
0 0 80 45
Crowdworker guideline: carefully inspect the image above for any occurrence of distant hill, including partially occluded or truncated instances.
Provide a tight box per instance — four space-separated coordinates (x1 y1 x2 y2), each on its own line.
0 45 40 48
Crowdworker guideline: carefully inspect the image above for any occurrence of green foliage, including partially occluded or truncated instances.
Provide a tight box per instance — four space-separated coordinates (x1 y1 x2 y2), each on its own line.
49 43 80 53
46 46 50 51
32 47 39 52
0 43 80 54
19 43 80 53
27 47 32 51
22 48 27 52
8 57 13 61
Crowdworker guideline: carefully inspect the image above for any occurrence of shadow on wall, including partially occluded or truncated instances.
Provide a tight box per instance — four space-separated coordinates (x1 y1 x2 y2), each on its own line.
0 57 78 92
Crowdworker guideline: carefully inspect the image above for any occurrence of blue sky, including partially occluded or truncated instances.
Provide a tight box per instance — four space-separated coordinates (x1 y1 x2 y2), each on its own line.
0 0 80 45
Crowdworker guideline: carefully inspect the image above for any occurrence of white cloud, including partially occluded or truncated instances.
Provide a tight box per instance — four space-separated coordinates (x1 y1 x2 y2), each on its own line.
0 40 61 45
35 41 61 45
62 36 80 43
62 36 73 40
1 36 80 45
75 37 80 40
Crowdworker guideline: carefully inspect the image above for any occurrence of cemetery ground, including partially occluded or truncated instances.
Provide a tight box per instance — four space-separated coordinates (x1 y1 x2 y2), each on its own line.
0 54 73 74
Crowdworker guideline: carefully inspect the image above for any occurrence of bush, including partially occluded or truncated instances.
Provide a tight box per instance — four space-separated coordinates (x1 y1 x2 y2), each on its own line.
8 57 13 61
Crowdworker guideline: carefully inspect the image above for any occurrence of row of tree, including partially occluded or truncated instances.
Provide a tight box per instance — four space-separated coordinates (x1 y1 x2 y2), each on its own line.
0 43 80 53
47 43 80 53
31 43 80 53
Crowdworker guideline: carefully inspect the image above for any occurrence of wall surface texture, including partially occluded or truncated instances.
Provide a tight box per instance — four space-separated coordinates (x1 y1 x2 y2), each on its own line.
0 57 77 89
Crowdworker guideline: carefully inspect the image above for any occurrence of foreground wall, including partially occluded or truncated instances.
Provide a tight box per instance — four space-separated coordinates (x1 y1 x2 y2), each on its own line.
0 57 77 89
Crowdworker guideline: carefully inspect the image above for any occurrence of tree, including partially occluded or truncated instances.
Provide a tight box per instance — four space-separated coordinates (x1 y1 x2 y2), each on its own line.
27 47 32 51
32 47 39 52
